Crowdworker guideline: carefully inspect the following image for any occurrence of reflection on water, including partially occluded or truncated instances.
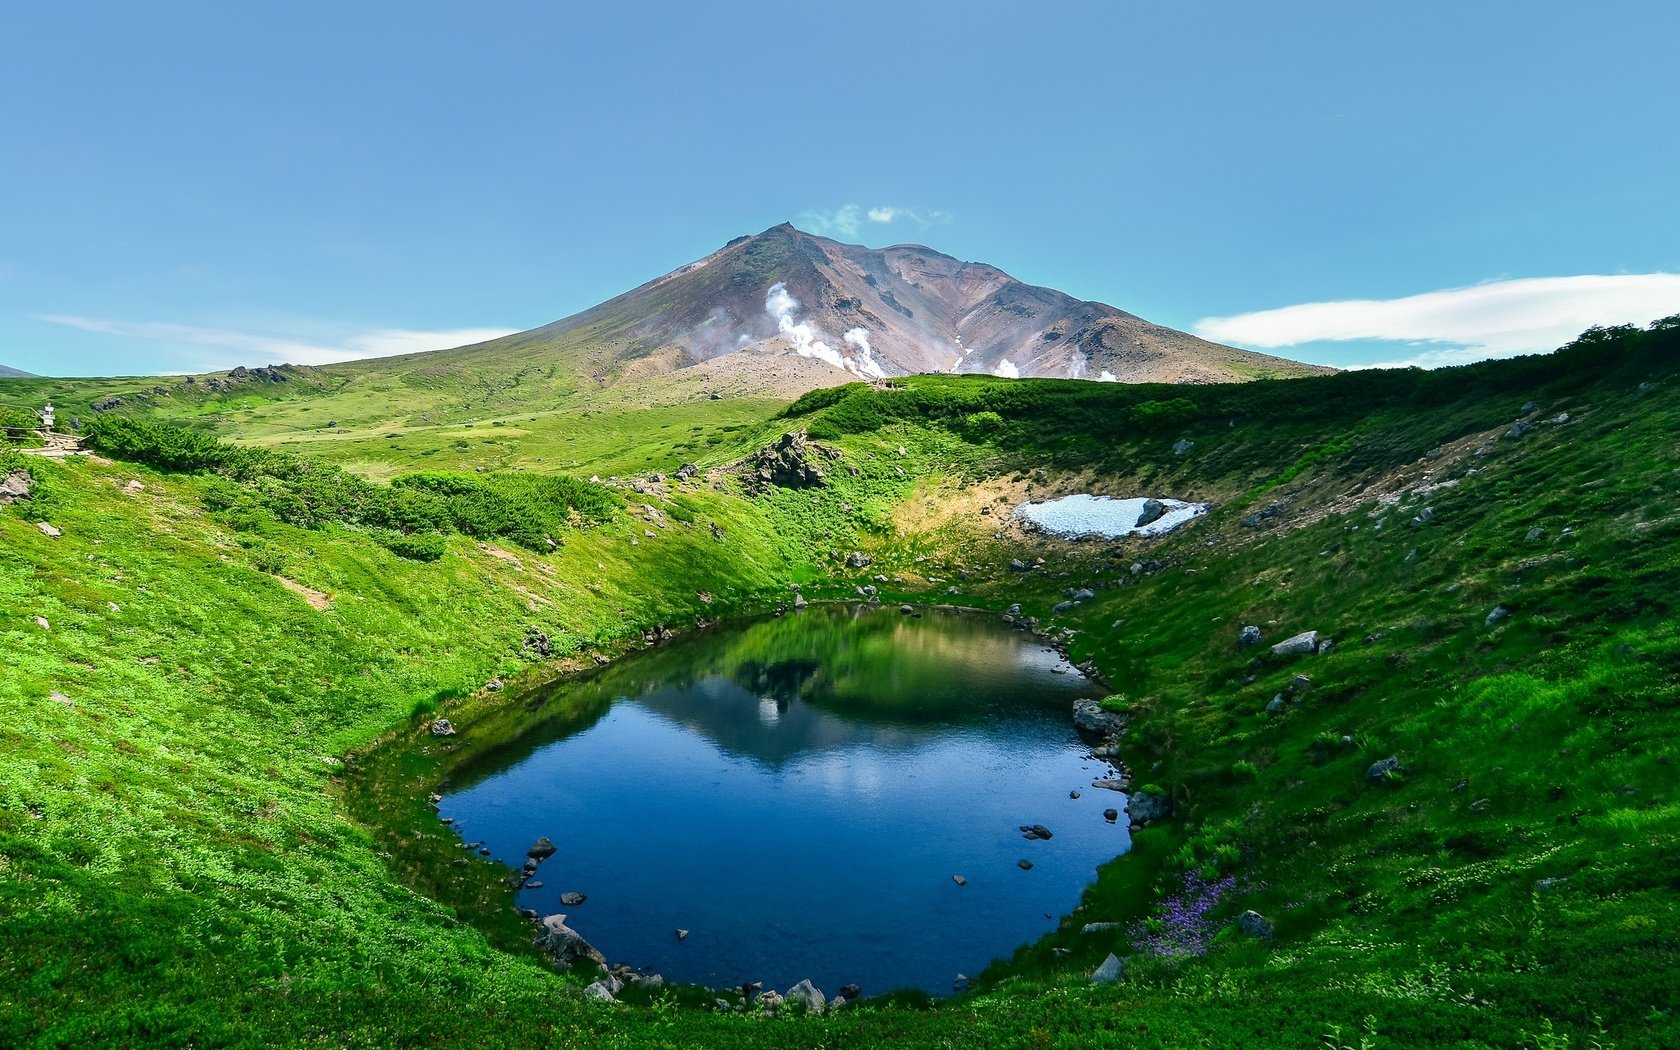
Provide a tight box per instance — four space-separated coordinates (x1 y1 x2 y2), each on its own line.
437 604 1128 996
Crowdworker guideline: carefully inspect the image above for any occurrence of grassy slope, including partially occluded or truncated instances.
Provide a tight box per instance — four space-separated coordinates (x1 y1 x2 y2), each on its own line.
2 322 1677 1047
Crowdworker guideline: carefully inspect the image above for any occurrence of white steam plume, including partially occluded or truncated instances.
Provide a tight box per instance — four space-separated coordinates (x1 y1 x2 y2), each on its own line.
764 283 885 379
992 359 1021 379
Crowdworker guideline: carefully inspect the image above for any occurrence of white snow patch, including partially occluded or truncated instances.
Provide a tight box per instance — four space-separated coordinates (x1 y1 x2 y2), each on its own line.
1013 495 1208 539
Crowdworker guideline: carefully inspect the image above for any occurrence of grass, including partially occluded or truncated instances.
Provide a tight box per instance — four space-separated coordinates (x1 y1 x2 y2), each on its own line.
2 319 1678 1047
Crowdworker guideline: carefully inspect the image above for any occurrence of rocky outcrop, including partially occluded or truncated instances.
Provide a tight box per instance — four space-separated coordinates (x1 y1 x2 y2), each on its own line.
786 979 826 1014
1269 631 1322 657
748 432 829 492
1090 953 1125 984
1135 499 1167 528
1127 791 1172 823
1072 698 1126 737
0 470 31 505
534 914 606 971
1238 910 1275 938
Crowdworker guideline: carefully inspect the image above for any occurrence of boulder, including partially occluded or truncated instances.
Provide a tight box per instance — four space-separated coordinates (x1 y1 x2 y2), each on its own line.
1270 631 1321 657
786 979 826 1014
749 433 826 491
756 990 784 1012
952 874 967 886
1238 625 1261 648
1127 791 1172 823
429 719 457 737
1135 499 1167 528
839 982 862 1002
1265 697 1286 715
528 836 557 860
36 521 62 538
1103 808 1119 823
0 470 32 504
1172 439 1194 455
560 892 587 906
1367 755 1405 783
1485 605 1510 627
845 551 872 569
534 914 606 970
792 594 808 610
1238 910 1274 938
1072 698 1126 736
1505 420 1532 439
1090 953 1125 985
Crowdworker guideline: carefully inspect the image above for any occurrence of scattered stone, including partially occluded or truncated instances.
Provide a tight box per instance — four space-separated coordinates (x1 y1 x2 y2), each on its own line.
534 914 607 970
523 628 553 658
1552 412 1570 425
1082 921 1124 934
1270 631 1321 657
0 470 31 504
1526 527 1545 542
583 979 617 1003
429 719 456 737
1238 625 1262 648
528 836 557 860
845 551 872 569
757 990 784 1012
1469 797 1492 813
1135 499 1167 528
675 928 689 941
48 691 73 707
1009 559 1030 572
1069 790 1081 799
786 979 826 1014
1290 674 1313 692
1485 605 1510 627
839 982 862 1002
36 521 62 538
952 874 967 886
1127 792 1172 823
953 974 969 993
485 679 503 692
1265 696 1286 715
1103 808 1119 823
1017 859 1034 871
525 880 543 890
560 892 587 906
34 616 49 630
1172 439 1194 455
1367 756 1405 783
1535 877 1567 892
1072 698 1126 736
1505 420 1532 440
1020 824 1054 841
1090 953 1125 984
1238 910 1274 938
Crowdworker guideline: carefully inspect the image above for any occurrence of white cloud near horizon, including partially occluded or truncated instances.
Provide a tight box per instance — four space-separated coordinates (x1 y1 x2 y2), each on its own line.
799 204 953 241
1194 274 1680 368
34 315 518 371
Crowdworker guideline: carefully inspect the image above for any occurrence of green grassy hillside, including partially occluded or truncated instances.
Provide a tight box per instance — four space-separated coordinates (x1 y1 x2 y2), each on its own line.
2 319 1677 1047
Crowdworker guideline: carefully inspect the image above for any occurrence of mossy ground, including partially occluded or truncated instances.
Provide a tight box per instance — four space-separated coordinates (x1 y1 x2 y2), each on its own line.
2 322 1677 1047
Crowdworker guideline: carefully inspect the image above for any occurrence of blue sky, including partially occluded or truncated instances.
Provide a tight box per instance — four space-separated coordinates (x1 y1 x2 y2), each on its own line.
2 1 1677 377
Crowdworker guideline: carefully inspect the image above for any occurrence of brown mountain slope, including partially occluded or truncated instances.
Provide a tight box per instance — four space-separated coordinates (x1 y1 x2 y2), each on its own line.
358 224 1329 392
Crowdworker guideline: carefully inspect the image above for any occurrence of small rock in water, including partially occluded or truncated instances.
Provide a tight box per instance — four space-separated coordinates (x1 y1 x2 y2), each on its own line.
528 836 557 860
675 928 690 941
525 880 543 890
1103 808 1119 823
1017 859 1034 871
953 973 969 993
1069 789 1081 799
560 892 586 906
951 874 967 886
839 982 862 1002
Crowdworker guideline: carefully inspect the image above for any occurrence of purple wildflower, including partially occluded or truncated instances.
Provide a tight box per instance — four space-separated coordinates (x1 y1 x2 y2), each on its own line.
1128 870 1239 958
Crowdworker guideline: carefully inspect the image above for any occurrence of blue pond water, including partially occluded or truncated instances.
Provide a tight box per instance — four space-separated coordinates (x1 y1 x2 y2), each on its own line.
437 604 1129 996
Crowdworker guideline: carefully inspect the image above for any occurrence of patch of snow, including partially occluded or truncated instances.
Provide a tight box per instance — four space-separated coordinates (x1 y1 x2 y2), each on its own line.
1013 495 1209 539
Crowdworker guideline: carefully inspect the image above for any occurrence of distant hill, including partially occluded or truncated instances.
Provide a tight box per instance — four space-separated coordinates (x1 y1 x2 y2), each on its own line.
0 364 37 378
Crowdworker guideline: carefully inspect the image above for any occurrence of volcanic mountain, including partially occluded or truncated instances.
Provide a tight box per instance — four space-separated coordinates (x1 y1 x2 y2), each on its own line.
424 224 1327 391
0 364 37 378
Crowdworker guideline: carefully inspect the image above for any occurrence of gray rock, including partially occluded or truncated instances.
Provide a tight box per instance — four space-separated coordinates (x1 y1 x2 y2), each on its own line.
1017 859 1034 871
1526 527 1545 542
36 521 62 538
1265 696 1286 715
1172 439 1194 455
1082 922 1123 934
1552 412 1569 424
1485 605 1510 627
1009 559 1030 572
1520 401 1538 414
1270 631 1321 657
1506 420 1532 439
0 470 32 505
528 836 557 860
1238 910 1274 938
1052 600 1077 613
1090 953 1125 984
786 979 826 1014
1072 588 1096 602
1072 698 1126 736
1535 877 1567 892
839 982 862 1001
429 718 456 737
952 874 967 886
1367 756 1405 783
1127 792 1172 823
534 914 607 970
1238 625 1262 648
583 980 616 1002
1135 499 1167 528
953 974 969 993
1103 808 1119 823
751 432 827 492
900 604 914 614
675 928 689 940
845 551 872 569
560 892 587 906
756 989 784 1012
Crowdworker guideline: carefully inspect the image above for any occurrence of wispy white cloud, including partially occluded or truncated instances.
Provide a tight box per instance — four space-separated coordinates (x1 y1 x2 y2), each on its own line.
1194 274 1680 369
800 204 953 241
35 315 517 371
